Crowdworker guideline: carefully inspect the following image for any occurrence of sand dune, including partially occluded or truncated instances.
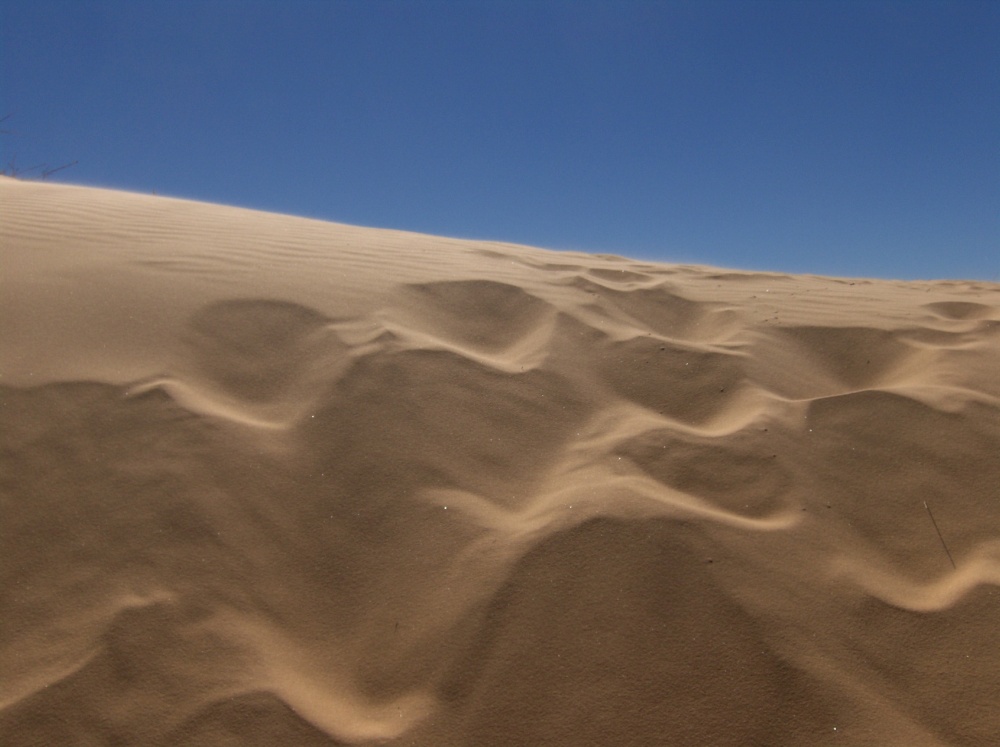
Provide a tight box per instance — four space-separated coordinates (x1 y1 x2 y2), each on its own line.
2 177 999 745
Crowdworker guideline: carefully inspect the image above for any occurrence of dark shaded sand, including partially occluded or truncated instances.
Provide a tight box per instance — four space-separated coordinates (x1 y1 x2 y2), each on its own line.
2 178 999 745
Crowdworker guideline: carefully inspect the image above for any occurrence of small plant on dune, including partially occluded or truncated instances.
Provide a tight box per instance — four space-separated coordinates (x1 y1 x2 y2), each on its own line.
0 114 77 179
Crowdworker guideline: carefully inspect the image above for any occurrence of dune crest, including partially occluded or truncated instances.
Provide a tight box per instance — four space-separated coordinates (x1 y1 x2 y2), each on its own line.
2 178 999 745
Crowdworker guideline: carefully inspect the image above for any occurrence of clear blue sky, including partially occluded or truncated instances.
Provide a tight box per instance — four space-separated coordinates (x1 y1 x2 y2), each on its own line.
2 0 997 280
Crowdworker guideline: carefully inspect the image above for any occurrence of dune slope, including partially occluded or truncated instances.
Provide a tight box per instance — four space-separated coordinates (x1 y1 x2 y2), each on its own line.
2 178 999 746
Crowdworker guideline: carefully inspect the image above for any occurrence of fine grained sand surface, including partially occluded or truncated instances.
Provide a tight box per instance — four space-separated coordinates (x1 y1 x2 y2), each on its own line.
2 177 999 746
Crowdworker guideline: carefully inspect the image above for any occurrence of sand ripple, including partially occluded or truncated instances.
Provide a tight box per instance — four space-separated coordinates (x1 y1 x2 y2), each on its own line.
2 179 999 745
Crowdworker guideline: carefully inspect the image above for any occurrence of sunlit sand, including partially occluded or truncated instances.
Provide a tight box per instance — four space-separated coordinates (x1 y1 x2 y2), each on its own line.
2 178 998 745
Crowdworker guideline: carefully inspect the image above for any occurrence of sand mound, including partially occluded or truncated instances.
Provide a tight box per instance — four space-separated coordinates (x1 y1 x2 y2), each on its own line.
2 178 999 745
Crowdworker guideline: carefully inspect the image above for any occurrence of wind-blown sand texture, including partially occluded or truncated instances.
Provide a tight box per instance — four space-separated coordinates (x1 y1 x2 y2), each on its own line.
2 177 999 746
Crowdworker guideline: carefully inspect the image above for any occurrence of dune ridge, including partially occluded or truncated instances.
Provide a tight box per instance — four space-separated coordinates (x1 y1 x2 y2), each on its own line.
2 177 999 745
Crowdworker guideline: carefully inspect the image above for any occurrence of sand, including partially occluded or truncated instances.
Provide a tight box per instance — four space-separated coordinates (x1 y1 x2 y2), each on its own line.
1 176 998 746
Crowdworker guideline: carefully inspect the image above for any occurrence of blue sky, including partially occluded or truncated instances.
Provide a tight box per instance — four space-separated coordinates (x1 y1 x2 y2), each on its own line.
2 0 997 280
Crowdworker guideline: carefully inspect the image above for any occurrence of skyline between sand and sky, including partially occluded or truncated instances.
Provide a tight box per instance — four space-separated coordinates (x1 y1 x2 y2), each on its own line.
1 0 997 281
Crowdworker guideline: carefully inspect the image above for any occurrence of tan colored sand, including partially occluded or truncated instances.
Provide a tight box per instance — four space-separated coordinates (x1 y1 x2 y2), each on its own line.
2 177 998 745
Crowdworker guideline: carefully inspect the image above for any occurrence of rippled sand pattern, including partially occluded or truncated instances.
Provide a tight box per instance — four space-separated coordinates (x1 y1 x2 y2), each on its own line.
2 178 999 745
